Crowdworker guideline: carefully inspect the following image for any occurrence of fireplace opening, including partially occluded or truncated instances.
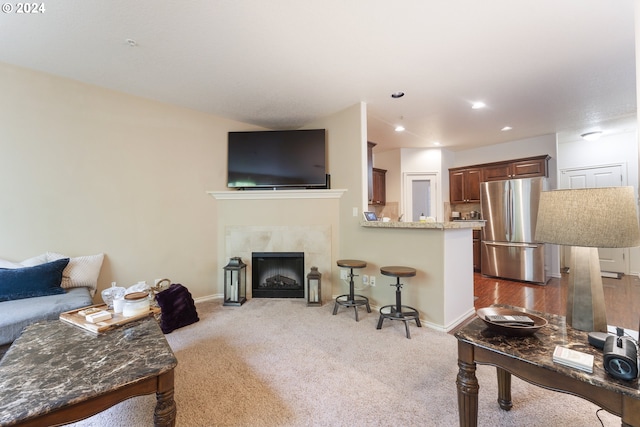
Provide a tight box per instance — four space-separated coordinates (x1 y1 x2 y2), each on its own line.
252 252 305 298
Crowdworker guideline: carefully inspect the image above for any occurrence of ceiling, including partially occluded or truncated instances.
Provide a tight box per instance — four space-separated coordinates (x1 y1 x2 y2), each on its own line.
1 0 636 152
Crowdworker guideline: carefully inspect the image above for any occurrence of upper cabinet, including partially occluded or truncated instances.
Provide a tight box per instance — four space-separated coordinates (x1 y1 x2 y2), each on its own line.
367 142 387 205
449 167 482 203
367 142 375 203
371 167 387 205
449 155 550 203
483 155 550 182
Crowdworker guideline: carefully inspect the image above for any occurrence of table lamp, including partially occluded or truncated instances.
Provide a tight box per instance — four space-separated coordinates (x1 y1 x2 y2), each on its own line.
535 186 640 332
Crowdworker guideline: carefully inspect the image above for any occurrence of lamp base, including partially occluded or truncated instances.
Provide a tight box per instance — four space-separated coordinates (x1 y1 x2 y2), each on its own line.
566 246 607 332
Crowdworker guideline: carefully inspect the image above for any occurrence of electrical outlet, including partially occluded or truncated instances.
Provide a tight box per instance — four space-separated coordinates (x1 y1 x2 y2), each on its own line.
362 275 369 285
340 269 348 280
370 276 376 286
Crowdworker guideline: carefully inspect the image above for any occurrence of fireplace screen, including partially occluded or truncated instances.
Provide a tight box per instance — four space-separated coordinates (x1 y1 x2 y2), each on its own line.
252 252 304 298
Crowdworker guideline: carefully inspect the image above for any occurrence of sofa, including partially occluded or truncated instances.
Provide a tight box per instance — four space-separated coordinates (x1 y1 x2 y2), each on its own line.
0 252 103 346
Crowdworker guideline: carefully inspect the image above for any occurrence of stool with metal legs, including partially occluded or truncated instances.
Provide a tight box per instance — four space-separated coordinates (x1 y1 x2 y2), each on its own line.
333 259 371 321
376 266 421 338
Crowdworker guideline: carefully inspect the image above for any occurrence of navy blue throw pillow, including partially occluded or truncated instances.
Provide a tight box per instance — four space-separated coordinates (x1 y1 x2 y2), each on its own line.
0 258 69 302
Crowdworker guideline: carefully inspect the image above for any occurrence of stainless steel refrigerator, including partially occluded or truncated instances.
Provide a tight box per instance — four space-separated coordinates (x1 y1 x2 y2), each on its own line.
480 177 547 284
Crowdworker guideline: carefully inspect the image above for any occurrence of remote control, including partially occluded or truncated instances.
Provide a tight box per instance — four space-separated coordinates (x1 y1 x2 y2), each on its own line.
485 314 535 326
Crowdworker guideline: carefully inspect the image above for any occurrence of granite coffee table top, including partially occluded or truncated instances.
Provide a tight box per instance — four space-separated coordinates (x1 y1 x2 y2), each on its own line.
455 304 640 397
0 317 177 425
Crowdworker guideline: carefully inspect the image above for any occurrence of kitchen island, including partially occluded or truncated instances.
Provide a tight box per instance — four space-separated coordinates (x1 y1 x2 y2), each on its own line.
361 220 485 229
357 220 485 331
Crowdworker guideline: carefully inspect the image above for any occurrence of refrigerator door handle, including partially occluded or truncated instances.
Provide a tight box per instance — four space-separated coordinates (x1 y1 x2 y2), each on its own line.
485 242 541 249
507 182 513 241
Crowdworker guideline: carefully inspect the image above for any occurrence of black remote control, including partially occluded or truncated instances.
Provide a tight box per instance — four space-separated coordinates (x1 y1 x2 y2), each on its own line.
485 314 535 326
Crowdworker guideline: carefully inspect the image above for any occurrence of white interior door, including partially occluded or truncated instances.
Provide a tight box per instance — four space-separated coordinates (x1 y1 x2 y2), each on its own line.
403 173 438 222
559 164 626 273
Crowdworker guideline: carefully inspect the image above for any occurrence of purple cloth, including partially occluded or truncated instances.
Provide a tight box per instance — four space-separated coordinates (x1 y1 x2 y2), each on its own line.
155 283 199 334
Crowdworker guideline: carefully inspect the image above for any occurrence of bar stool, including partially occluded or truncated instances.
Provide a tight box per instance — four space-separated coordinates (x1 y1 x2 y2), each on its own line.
376 266 421 338
333 259 371 321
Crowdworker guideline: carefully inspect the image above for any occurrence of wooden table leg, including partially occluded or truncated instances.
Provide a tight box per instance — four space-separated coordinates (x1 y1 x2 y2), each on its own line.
457 341 479 427
154 370 177 427
496 367 512 411
622 394 640 426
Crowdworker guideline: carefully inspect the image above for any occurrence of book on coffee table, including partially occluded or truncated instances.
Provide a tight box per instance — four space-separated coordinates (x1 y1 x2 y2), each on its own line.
553 345 594 373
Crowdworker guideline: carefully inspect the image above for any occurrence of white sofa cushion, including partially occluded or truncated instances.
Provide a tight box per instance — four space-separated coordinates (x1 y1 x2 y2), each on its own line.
45 252 104 293
0 252 104 294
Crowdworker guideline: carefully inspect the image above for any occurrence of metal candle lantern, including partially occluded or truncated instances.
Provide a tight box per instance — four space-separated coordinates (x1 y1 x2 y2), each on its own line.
223 257 247 306
306 266 322 307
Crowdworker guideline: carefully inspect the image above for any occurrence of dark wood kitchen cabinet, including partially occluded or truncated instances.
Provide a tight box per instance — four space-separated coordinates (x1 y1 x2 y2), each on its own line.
449 155 550 203
371 168 386 205
473 229 481 271
482 155 549 182
368 141 386 205
449 167 482 203
367 142 375 203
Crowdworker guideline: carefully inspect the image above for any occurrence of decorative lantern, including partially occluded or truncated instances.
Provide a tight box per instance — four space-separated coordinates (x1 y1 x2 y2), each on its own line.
306 266 322 307
223 257 247 306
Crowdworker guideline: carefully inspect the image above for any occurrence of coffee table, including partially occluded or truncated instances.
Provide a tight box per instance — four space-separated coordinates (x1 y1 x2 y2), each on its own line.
0 317 177 426
455 305 640 427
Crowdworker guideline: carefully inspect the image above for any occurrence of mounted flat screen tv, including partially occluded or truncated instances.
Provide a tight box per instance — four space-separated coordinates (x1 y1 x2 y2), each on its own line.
227 129 327 190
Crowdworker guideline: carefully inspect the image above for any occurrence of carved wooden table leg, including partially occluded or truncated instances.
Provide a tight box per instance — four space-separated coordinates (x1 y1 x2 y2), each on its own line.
154 371 177 427
496 367 513 411
457 341 479 427
622 394 640 427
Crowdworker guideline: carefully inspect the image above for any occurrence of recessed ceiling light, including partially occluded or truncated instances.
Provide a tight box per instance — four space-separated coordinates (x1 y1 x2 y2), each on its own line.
471 101 486 109
391 92 405 99
501 126 513 131
433 141 441 146
395 125 405 132
581 131 603 141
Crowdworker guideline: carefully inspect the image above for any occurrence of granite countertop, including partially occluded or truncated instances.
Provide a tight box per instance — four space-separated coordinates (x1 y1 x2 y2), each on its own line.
455 304 640 397
0 317 177 425
361 220 485 230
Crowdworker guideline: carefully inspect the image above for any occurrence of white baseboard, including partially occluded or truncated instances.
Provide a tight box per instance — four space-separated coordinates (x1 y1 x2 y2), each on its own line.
194 294 223 303
601 271 623 279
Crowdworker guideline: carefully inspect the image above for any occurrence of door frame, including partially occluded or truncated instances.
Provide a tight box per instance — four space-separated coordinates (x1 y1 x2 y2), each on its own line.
402 172 440 222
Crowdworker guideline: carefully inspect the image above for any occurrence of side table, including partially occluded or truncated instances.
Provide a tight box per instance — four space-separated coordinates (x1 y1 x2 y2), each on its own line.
455 305 640 427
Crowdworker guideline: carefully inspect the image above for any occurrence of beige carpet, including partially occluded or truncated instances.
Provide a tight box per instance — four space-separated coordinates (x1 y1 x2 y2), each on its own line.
69 298 621 426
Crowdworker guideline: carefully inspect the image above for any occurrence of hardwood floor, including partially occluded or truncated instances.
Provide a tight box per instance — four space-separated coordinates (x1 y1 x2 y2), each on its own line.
473 272 640 331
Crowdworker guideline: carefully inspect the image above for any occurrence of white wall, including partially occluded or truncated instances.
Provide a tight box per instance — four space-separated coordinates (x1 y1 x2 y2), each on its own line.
557 129 638 191
400 148 445 221
557 125 640 274
0 62 256 299
375 148 446 221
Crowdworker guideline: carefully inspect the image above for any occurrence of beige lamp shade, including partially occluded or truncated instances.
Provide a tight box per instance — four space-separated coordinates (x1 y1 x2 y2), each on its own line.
535 186 640 332
535 186 640 248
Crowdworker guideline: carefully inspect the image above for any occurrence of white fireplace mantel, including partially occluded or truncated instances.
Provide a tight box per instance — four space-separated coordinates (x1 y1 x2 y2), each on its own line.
207 189 347 200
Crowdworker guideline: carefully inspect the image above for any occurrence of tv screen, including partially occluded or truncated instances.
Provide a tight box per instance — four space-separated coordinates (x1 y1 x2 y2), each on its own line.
227 129 327 189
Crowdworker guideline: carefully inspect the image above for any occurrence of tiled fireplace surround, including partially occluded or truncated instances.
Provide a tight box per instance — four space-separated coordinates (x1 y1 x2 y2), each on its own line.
224 225 332 301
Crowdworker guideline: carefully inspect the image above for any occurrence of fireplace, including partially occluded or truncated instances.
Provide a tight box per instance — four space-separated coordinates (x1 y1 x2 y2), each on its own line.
252 252 305 298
